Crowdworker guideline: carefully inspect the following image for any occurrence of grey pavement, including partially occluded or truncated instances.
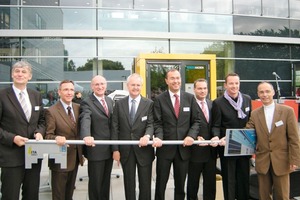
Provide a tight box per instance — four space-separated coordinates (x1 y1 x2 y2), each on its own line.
38 158 224 200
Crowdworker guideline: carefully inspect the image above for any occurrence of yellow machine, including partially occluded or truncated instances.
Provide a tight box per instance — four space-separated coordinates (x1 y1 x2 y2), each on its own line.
135 53 217 100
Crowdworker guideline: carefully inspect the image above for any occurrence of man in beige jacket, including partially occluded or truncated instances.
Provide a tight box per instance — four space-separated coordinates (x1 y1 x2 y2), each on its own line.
246 81 300 200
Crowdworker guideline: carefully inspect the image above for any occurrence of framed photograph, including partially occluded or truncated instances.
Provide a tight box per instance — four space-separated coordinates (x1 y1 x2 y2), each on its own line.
224 129 256 156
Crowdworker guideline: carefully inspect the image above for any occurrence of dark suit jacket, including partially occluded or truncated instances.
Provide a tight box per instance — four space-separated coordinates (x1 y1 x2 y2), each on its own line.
191 99 217 162
154 91 201 161
211 94 252 138
79 94 114 161
45 101 83 172
0 86 45 167
246 103 300 176
111 96 155 166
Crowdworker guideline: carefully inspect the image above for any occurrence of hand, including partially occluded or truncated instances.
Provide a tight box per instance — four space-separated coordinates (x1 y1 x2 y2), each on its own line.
113 151 120 166
34 132 43 141
139 135 150 147
219 137 226 146
55 136 67 146
83 136 95 147
13 135 28 147
290 164 298 171
152 137 162 148
183 136 194 147
197 136 208 146
210 136 220 147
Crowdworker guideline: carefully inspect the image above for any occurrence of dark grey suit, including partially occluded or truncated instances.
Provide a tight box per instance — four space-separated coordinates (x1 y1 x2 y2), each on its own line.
154 91 201 200
0 86 45 200
79 93 114 200
187 99 217 200
111 95 154 200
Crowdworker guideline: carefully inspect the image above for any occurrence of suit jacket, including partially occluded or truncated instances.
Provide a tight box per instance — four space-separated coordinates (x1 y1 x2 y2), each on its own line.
79 93 114 161
111 96 155 166
191 98 217 162
154 91 201 161
211 93 252 138
0 86 45 167
45 101 83 172
246 103 300 176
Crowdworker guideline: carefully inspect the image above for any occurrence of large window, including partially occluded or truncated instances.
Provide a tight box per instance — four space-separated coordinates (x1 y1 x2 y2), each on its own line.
262 0 288 17
233 0 261 16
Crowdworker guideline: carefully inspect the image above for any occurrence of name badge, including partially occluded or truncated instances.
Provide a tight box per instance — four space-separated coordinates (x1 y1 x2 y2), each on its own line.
35 106 40 111
183 107 190 112
245 107 250 112
275 120 284 127
141 116 147 121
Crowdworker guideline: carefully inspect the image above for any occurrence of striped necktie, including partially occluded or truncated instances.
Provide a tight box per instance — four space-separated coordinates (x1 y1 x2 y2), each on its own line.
19 92 30 121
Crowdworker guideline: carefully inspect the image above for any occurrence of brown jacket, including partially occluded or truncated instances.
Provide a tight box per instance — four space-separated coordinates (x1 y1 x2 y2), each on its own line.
246 103 300 176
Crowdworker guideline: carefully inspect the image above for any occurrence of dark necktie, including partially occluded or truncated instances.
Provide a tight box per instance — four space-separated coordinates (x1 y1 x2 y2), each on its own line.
201 101 209 122
19 92 30 121
174 94 180 118
130 99 136 124
101 98 109 116
67 106 76 128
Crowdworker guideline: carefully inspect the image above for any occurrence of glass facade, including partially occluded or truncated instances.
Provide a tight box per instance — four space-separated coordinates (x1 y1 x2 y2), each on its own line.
1 0 300 103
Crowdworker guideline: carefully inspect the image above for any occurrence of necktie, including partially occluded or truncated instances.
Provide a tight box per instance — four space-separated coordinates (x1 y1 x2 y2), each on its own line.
67 106 76 128
130 99 136 124
201 101 209 122
19 92 30 122
174 94 180 118
101 98 109 116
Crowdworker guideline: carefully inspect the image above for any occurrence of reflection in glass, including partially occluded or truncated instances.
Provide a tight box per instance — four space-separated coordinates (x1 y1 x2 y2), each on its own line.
291 44 300 59
290 0 300 19
23 0 96 6
170 0 201 12
23 0 58 6
233 0 261 15
98 10 168 32
233 16 289 37
100 0 133 8
170 13 233 34
235 42 290 59
262 0 288 17
98 39 169 57
134 0 167 10
203 0 232 14
22 8 96 30
290 20 300 38
0 7 19 29
0 0 18 5
0 38 20 56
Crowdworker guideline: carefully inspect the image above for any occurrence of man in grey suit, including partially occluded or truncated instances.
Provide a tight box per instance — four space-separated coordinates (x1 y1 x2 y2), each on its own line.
152 69 201 200
0 60 45 200
79 75 114 200
111 73 154 200
45 80 84 200
187 78 217 200
246 81 300 200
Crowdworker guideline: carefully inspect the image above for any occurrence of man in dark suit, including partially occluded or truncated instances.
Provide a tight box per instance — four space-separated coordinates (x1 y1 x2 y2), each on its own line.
211 73 252 200
0 60 45 200
152 69 201 200
45 80 84 200
246 81 300 199
111 73 154 200
79 75 114 200
187 78 217 200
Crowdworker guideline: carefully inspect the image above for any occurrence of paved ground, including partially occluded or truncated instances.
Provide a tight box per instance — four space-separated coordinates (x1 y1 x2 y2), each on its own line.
39 158 224 200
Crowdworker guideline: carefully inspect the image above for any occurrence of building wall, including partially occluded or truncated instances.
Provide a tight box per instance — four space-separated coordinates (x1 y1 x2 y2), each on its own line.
1 0 300 102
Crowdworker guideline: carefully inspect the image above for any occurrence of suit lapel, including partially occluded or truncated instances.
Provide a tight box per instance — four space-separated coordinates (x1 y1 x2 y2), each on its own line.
56 102 76 131
257 107 269 135
133 97 146 125
121 96 131 125
271 104 282 133
7 87 28 122
91 94 107 116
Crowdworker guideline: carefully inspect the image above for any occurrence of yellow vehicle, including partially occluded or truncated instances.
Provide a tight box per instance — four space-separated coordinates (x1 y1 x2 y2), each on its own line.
135 53 217 100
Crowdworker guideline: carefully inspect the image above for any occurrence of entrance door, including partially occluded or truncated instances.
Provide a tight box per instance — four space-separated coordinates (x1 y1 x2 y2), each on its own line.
146 60 210 100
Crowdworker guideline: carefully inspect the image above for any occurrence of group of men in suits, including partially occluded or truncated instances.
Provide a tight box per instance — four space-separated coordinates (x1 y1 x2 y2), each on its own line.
1 60 300 200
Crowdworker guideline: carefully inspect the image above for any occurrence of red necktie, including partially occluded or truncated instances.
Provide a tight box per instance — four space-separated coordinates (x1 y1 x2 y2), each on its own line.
101 98 109 116
174 94 180 118
201 101 209 122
